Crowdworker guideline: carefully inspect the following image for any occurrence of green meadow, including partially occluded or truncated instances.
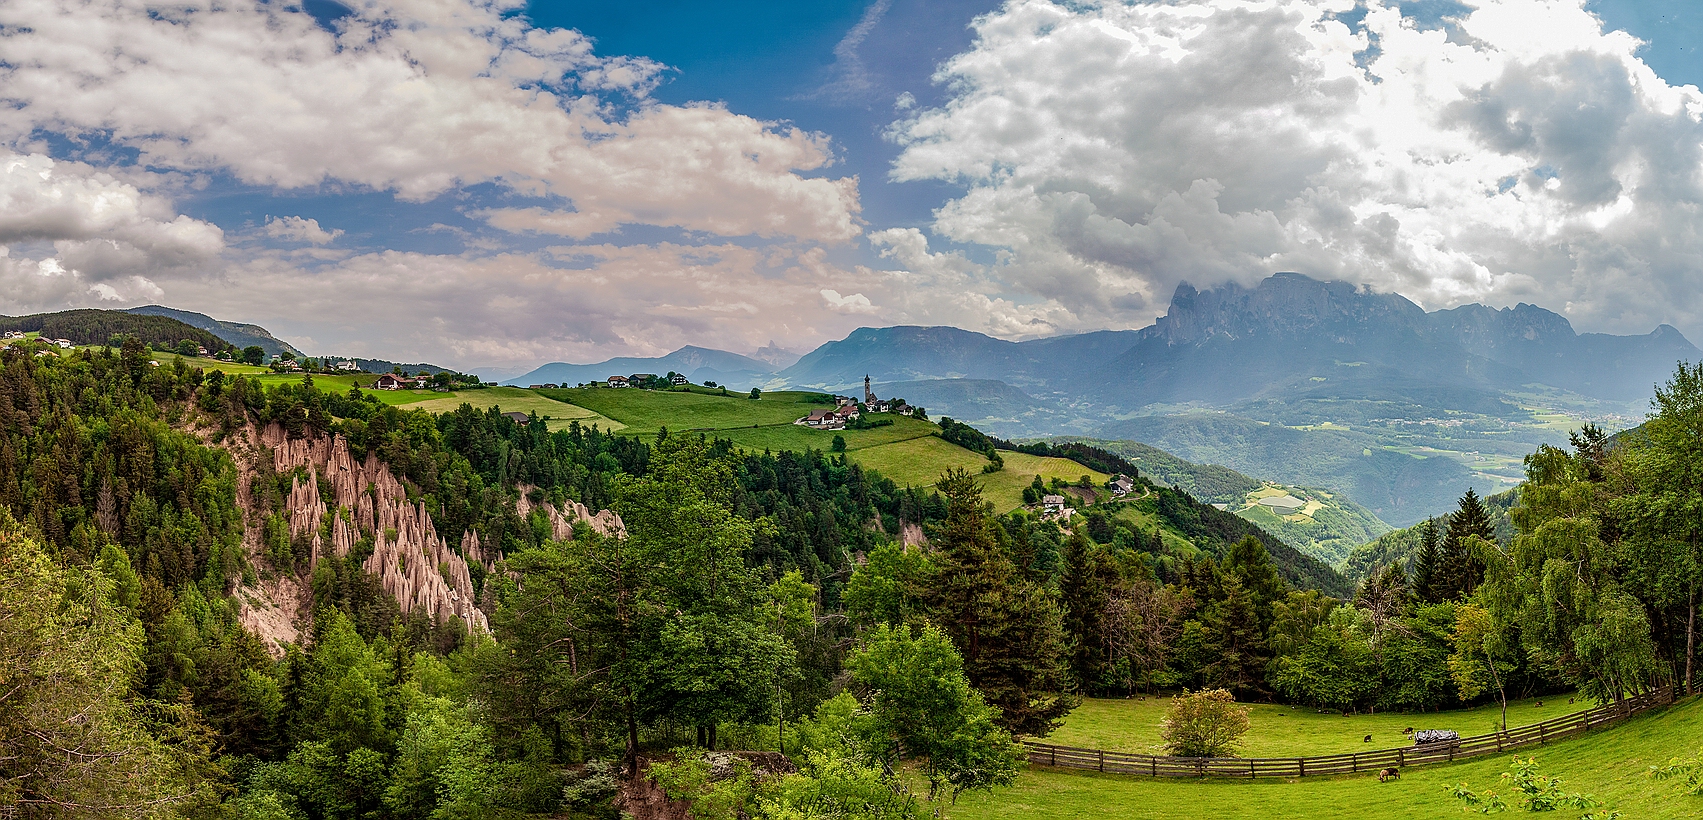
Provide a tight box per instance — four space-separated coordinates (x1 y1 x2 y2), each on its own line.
1047 692 1580 759
950 695 1703 820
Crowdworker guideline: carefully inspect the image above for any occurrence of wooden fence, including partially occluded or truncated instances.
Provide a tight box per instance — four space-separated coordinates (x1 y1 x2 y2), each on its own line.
1021 686 1675 779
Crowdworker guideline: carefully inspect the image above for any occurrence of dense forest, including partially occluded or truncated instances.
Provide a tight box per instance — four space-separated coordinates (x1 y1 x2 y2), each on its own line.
0 309 233 353
1 334 1698 819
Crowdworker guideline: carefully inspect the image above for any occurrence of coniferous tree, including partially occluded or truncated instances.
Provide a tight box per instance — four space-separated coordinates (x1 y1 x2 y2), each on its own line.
926 469 1073 736
1441 490 1494 600
1059 532 1118 693
1223 535 1285 631
1204 575 1269 697
1411 519 1443 604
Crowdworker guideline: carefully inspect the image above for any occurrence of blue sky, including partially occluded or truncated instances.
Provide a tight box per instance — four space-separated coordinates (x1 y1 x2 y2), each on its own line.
3 0 1703 370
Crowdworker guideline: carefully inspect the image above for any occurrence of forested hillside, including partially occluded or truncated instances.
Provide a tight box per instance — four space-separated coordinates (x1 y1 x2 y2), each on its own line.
2 335 1698 818
0 308 232 352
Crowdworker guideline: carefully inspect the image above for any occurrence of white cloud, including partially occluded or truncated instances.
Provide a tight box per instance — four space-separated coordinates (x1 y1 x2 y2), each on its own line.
886 0 1703 337
145 243 889 368
821 288 876 313
266 216 343 245
0 149 219 312
0 0 861 243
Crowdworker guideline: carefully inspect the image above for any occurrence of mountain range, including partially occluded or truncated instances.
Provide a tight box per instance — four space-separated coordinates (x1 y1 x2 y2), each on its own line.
105 271 1699 526
125 305 304 358
503 346 777 390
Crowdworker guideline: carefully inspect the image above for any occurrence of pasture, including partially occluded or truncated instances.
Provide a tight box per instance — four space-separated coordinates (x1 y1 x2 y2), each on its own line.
395 386 624 431
848 437 1109 511
539 386 830 433
949 695 1703 820
1049 692 1580 759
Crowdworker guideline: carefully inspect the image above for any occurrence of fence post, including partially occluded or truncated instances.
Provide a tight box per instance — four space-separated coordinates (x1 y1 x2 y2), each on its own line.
1351 753 1358 773
1151 757 1157 777
1298 758 1305 777
1249 759 1255 779
1098 750 1105 773
1397 749 1404 767
1051 746 1056 767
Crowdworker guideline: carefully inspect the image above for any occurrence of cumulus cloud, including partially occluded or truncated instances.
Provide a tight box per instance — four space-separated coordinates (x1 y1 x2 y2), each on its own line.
0 0 861 243
887 0 1703 337
0 150 220 312
148 244 889 367
265 216 343 245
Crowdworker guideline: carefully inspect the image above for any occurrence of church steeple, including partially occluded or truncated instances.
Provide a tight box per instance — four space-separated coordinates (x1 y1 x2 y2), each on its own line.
864 374 875 406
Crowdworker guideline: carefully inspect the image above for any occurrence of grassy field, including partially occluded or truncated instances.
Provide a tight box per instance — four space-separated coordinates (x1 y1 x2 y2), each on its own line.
1049 693 1579 759
538 387 832 433
394 387 623 431
848 437 1109 511
528 385 1110 509
950 695 1703 820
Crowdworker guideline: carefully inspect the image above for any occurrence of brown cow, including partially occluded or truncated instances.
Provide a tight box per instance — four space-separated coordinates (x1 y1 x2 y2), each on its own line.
1378 768 1401 783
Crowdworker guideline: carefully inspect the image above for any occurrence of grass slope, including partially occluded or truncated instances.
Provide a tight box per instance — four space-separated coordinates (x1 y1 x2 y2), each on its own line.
395 387 621 430
951 696 1703 820
1049 693 1575 759
850 438 1109 512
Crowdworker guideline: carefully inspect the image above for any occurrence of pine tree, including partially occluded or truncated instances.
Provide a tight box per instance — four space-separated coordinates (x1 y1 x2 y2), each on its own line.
1059 532 1118 693
1441 489 1494 600
1204 575 1269 697
1223 535 1285 631
927 469 1073 735
1411 519 1443 604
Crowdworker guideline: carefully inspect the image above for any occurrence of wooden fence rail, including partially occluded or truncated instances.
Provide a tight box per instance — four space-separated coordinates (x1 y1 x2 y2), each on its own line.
1022 686 1675 779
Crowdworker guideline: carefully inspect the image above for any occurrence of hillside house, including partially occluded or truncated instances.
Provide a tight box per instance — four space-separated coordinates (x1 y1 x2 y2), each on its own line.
335 360 360 371
1 331 21 340
374 373 417 390
53 339 73 349
669 373 689 386
629 373 656 385
607 375 630 388
834 406 860 423
195 345 209 356
1040 494 1075 522
798 409 839 429
1109 475 1135 495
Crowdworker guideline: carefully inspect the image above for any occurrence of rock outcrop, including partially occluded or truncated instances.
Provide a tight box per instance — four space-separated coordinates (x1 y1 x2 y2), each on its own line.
264 424 488 631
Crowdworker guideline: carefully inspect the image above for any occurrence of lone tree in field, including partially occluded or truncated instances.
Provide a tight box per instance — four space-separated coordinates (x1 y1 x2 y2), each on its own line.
1160 688 1250 758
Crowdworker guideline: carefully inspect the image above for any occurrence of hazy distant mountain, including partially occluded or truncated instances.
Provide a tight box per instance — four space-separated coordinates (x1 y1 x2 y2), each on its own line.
125 305 303 358
772 273 1697 524
1084 272 1698 408
750 340 805 369
504 346 776 390
776 326 1140 392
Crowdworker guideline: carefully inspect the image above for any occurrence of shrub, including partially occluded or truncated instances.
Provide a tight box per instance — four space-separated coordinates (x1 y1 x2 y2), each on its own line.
1160 688 1249 757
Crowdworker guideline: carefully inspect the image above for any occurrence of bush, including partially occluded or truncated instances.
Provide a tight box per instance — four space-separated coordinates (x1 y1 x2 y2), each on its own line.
1160 689 1249 757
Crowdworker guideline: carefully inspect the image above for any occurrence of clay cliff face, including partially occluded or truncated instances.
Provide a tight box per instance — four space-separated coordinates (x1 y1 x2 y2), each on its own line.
264 424 489 631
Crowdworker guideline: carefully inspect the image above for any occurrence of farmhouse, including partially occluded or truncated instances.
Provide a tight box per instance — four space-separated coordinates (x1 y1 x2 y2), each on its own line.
1040 494 1074 522
374 373 418 390
53 338 73 349
669 373 689 386
1109 475 1135 495
629 373 656 384
797 409 840 429
607 375 630 388
335 360 360 371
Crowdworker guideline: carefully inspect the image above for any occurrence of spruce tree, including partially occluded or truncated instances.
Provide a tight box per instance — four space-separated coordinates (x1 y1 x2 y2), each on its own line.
1224 535 1285 631
926 469 1073 735
1411 519 1443 604
1441 489 1494 600
1059 532 1118 693
1204 575 1270 697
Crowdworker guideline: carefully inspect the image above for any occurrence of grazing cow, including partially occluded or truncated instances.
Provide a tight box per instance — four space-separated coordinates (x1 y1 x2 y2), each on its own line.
1378 768 1401 783
1363 735 1373 743
1402 727 1414 735
1569 697 1575 704
1535 701 1543 707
